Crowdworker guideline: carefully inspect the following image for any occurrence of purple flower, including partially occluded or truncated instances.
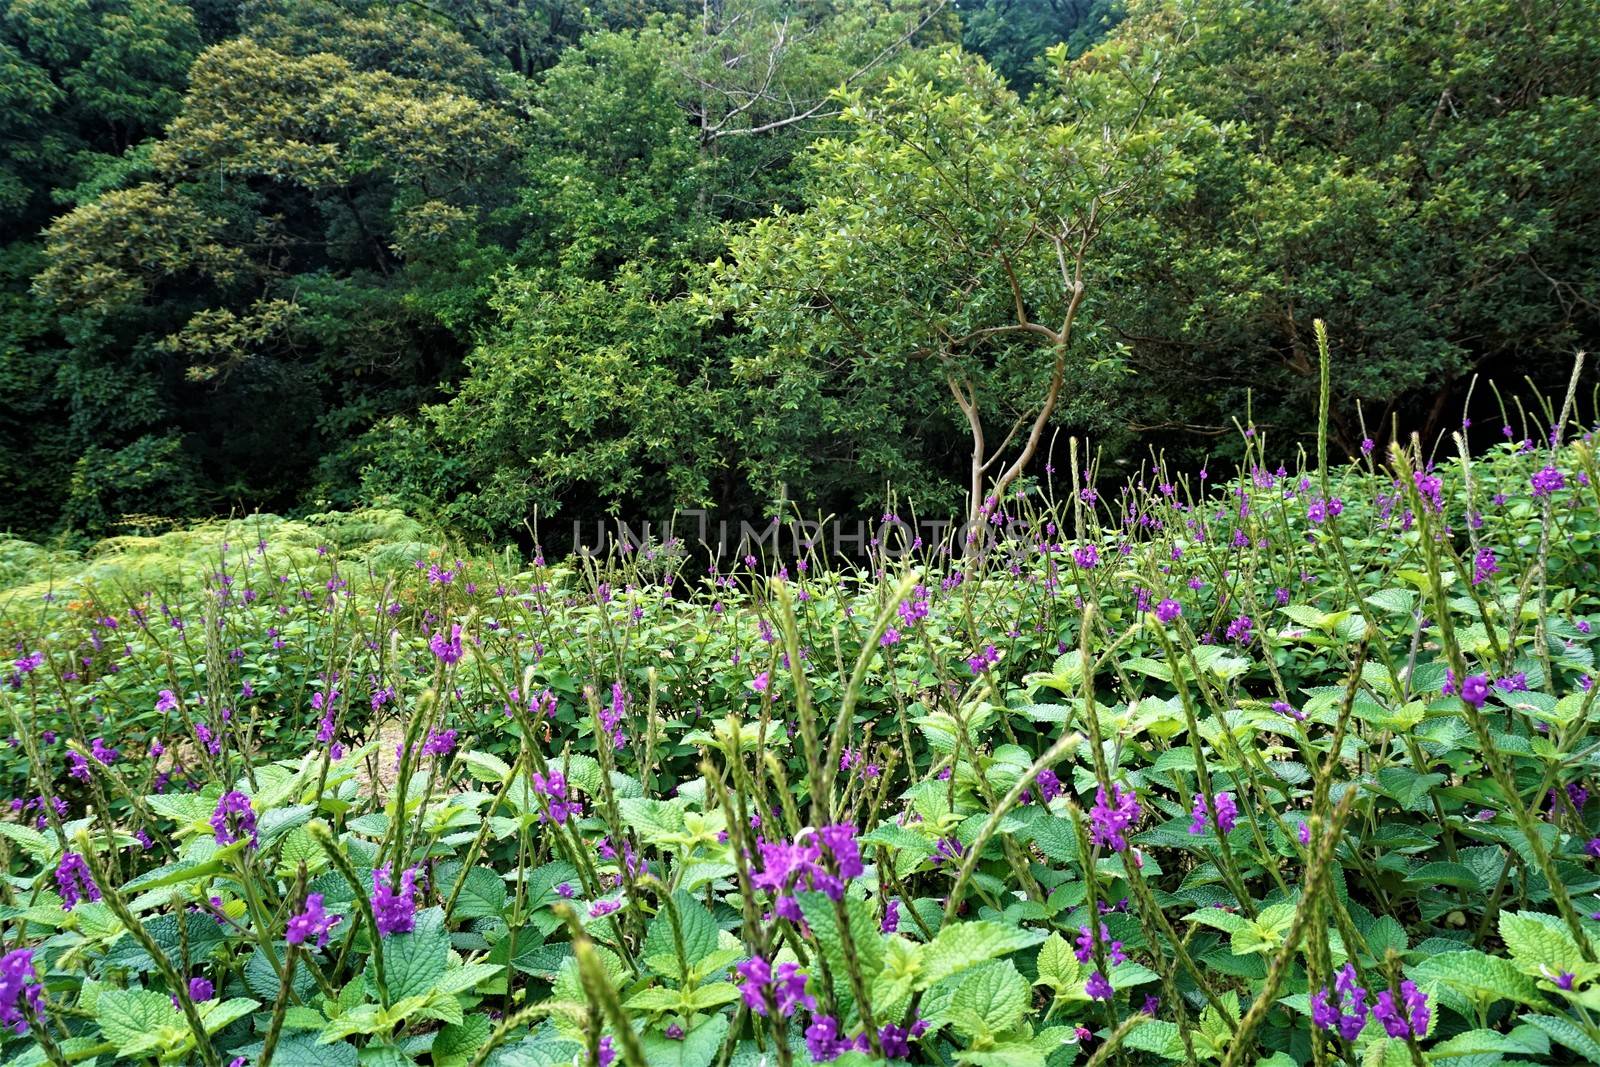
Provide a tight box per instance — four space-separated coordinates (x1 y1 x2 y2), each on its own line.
1532 465 1566 497
1089 784 1142 851
589 899 621 918
1413 470 1444 512
878 1021 928 1059
532 771 582 824
1189 791 1238 835
1271 700 1307 722
286 893 341 948
736 956 814 1018
155 690 179 713
1035 768 1062 804
90 737 118 764
429 624 464 664
187 977 214 1002
1460 673 1490 709
967 644 1000 674
805 1015 864 1062
1225 615 1254 644
1373 980 1428 1039
1472 549 1499 586
1073 544 1100 569
55 852 99 910
881 898 900 934
1311 964 1371 1042
1306 497 1343 525
599 682 629 750
210 791 258 848
1085 970 1114 1001
0 949 45 1034
1075 923 1127 965
421 729 457 757
1154 598 1182 623
371 865 422 936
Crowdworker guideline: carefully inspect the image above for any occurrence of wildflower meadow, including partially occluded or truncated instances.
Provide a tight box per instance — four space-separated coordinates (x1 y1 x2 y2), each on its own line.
5 357 1600 1067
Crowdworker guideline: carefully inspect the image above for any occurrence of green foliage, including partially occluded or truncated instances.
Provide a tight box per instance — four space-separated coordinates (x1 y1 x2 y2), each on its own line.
1 0 1597 555
716 45 1212 520
1099 0 1600 453
958 0 1121 90
12 429 1600 1065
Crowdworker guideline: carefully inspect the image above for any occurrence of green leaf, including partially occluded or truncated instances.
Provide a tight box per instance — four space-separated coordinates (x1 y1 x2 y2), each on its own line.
447 867 508 921
373 907 450 1002
200 997 260 1033
948 959 1030 1040
1500 911 1588 974
460 752 513 785
1412 949 1547 1009
799 891 885 988
434 963 505 996
1033 933 1080 994
639 1015 729 1067
642 891 719 979
615 797 689 846
1521 1013 1600 1062
1123 1018 1186 1059
96 988 179 1057
254 1035 360 1067
1232 902 1296 956
0 822 55 864
434 1016 493 1067
918 920 1047 989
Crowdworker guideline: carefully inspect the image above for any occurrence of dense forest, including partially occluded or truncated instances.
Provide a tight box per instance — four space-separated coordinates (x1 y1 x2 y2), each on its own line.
3 0 1595 544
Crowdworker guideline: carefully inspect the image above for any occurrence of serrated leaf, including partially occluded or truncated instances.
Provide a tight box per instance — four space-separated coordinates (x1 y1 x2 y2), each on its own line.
918 920 1047 989
96 988 179 1056
949 959 1029 1040
1412 948 1547 1008
1500 911 1588 974
373 907 450 1002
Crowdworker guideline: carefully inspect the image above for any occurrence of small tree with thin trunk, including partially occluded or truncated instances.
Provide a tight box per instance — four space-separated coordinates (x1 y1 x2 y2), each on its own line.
717 43 1210 534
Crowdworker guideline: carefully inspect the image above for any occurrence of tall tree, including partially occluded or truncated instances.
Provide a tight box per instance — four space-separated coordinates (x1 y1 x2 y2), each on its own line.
365 1 956 538
716 45 1211 529
31 0 523 531
1098 0 1600 454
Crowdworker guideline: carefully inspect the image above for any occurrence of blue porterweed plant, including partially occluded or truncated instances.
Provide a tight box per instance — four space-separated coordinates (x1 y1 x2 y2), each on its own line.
8 347 1600 1065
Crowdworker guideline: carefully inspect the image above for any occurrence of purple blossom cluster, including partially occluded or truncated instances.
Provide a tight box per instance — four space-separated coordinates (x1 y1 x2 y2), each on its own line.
1189 791 1239 835
751 824 863 920
55 852 98 910
1312 964 1429 1042
211 791 258 848
372 865 424 936
1089 784 1142 851
0 949 44 1034
286 893 341 948
532 770 583 823
735 956 813 1017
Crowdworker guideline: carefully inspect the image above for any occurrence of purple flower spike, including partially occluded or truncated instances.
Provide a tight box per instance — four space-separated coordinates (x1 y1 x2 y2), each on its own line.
286 893 341 948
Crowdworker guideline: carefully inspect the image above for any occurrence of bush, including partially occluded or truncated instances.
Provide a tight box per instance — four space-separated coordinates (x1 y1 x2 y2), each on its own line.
5 402 1600 1065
